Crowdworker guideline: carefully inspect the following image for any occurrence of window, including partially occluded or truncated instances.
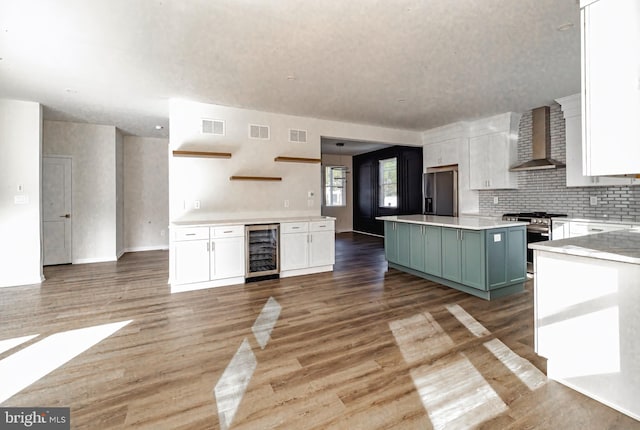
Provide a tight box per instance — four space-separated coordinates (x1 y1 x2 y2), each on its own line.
324 166 347 207
379 157 397 208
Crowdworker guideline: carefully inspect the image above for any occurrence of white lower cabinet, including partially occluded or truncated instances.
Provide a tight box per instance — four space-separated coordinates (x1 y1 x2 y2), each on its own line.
211 236 245 279
171 225 245 289
174 239 210 285
280 220 335 276
280 222 309 271
171 218 335 289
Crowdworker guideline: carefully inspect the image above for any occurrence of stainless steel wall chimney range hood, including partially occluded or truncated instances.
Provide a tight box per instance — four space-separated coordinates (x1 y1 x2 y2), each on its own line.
509 106 565 171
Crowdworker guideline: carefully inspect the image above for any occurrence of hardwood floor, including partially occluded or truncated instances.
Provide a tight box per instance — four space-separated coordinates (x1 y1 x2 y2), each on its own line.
0 232 637 429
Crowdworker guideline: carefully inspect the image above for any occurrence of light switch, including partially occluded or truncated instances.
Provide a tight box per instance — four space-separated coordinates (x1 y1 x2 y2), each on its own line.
194 200 201 209
493 196 499 204
284 200 290 208
493 233 502 242
589 196 598 206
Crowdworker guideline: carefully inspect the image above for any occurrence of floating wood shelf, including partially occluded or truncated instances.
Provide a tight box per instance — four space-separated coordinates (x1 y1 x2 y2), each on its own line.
172 150 232 158
274 156 321 164
230 175 282 181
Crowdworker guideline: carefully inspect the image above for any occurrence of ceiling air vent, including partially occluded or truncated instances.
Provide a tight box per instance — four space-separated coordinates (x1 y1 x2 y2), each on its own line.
289 129 307 143
201 119 225 135
249 124 270 140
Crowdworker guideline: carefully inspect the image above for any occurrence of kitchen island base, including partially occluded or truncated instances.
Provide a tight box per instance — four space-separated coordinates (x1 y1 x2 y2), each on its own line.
388 262 525 300
378 216 528 301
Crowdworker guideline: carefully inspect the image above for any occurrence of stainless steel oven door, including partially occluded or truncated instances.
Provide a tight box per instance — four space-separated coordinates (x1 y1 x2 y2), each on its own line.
526 226 550 264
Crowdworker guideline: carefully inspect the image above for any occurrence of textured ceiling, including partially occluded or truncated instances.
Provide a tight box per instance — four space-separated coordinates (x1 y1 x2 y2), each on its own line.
0 0 581 139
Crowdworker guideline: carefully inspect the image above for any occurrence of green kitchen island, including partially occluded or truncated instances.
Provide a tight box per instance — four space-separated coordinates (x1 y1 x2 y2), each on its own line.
376 215 529 300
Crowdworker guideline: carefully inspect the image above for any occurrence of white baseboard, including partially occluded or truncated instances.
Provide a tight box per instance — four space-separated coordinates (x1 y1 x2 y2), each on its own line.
280 265 333 278
72 256 118 265
0 276 43 288
170 276 245 294
124 245 169 253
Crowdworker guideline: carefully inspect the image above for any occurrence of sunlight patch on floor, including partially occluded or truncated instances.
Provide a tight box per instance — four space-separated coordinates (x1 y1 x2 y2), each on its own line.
0 334 38 355
446 304 490 337
214 338 257 430
214 296 282 429
411 354 507 430
252 297 281 350
0 320 132 403
484 338 547 390
389 312 454 364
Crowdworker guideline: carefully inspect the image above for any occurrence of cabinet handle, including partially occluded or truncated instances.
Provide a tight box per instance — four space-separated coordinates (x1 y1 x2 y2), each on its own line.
292 226 299 229
590 228 603 232
223 230 233 234
186 233 196 236
309 234 313 243
207 242 210 252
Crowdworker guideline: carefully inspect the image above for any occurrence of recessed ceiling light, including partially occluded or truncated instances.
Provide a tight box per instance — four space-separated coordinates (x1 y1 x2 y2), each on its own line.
286 75 296 81
397 98 406 103
556 22 574 31
64 88 77 94
155 125 164 130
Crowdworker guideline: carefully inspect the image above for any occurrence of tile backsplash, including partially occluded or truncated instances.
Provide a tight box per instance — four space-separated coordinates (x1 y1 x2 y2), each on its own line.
479 104 640 221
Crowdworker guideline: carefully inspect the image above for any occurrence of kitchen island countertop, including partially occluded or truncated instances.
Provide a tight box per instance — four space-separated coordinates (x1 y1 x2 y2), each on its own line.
376 214 528 230
529 228 640 265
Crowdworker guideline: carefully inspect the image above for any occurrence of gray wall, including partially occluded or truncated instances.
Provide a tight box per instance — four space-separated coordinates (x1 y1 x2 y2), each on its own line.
43 120 118 263
124 136 169 251
479 104 640 221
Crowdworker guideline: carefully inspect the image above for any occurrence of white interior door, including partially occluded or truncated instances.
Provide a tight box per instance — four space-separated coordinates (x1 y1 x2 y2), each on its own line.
43 156 72 265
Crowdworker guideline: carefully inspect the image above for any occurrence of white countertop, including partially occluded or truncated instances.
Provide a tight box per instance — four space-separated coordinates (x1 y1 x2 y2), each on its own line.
529 228 640 264
376 214 528 230
171 215 335 227
553 217 640 226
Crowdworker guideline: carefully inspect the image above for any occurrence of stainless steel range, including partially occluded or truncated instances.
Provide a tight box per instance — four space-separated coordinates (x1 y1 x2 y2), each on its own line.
502 211 567 270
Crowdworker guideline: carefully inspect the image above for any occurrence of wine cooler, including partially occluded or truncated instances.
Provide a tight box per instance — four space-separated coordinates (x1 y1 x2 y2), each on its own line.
245 224 280 280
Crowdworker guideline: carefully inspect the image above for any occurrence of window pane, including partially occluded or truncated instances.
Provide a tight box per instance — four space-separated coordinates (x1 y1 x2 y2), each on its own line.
324 166 347 207
379 158 397 207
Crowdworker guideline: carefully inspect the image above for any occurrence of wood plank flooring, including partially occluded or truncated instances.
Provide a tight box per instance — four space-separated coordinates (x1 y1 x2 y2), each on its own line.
0 232 638 429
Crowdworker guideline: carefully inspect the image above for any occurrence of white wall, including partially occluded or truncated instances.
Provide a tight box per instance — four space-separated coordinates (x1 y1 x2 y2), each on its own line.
124 136 169 251
321 153 353 232
169 99 421 221
43 120 118 263
0 100 43 287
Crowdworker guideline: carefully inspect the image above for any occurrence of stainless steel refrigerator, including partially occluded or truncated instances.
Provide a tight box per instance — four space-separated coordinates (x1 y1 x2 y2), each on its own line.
423 168 458 216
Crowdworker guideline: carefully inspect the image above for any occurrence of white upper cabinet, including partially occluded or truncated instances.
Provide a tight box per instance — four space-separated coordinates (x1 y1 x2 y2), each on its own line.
581 0 640 176
557 94 631 186
424 138 459 168
422 123 465 168
468 112 521 190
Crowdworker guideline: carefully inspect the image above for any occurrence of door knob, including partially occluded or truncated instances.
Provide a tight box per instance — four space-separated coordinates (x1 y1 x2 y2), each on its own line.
59 214 71 218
